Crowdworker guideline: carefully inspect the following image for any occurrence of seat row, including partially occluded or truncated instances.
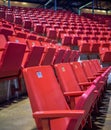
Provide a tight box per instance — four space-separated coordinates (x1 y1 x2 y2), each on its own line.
0 41 79 94
1 20 111 62
0 6 110 36
0 6 111 64
22 59 111 130
82 13 111 27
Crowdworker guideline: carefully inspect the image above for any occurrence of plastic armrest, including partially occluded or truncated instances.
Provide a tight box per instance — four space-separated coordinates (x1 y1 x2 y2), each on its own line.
79 82 92 86
98 70 105 73
64 91 84 97
87 77 95 80
33 110 85 119
94 73 101 76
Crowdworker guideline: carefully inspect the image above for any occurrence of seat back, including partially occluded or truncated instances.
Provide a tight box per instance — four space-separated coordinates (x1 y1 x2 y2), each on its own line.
88 60 98 76
34 24 43 34
47 28 57 39
62 49 72 63
91 59 101 72
0 10 5 19
101 51 111 62
0 34 7 50
0 42 26 78
23 45 44 68
23 20 32 30
70 62 88 83
54 63 81 92
5 13 14 23
69 50 78 62
81 60 94 80
53 48 66 64
0 27 13 40
93 59 105 70
41 47 56 65
14 16 23 25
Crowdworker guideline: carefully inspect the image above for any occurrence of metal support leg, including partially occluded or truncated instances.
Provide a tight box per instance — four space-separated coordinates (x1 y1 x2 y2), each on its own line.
92 0 95 14
7 80 11 101
8 0 10 8
13 79 19 98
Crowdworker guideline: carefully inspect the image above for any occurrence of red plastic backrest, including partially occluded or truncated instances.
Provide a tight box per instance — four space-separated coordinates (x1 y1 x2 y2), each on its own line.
88 60 98 76
0 42 26 77
23 66 69 112
81 60 94 78
41 47 56 65
53 48 66 64
54 63 81 92
62 49 72 63
0 34 7 50
91 59 101 72
70 62 88 83
24 45 44 67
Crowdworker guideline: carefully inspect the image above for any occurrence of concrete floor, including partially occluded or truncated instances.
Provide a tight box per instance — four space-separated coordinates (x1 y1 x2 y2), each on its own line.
0 86 111 130
0 96 36 130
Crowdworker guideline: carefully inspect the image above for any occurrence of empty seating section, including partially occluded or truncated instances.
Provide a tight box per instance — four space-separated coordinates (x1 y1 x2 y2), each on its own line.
0 5 111 130
0 6 111 64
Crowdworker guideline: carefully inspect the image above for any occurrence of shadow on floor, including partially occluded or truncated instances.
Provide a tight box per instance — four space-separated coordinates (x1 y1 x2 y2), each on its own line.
0 94 28 110
31 128 37 130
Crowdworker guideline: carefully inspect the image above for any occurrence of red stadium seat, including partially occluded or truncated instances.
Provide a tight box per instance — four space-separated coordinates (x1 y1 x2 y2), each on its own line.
0 10 5 19
5 12 14 23
46 28 57 39
41 46 56 65
23 19 32 30
27 33 37 40
61 34 72 46
14 15 23 25
78 40 90 53
70 62 92 89
34 23 43 35
0 42 26 79
54 63 87 99
81 60 97 81
22 45 44 68
0 34 7 51
0 27 14 40
62 49 72 63
23 65 97 130
91 59 108 72
53 48 66 64
68 50 78 62
99 48 111 63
